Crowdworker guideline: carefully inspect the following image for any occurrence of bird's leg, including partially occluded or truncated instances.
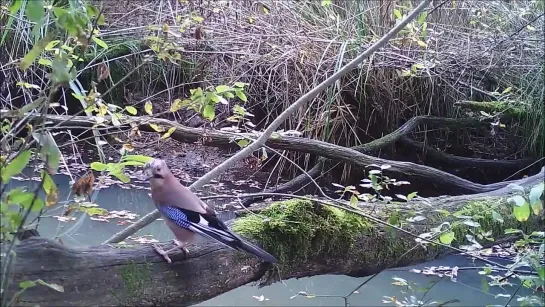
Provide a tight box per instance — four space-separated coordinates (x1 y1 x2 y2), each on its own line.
152 243 174 263
152 240 189 263
172 239 189 257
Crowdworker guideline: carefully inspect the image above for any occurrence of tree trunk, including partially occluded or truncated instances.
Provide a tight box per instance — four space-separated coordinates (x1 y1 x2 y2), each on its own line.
2 168 543 306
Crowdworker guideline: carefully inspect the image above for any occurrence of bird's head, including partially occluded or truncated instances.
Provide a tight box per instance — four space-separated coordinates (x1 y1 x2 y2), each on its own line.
143 158 170 182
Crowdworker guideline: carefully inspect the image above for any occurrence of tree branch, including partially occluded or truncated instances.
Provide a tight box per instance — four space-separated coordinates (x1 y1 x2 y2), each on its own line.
102 0 433 244
3 169 543 306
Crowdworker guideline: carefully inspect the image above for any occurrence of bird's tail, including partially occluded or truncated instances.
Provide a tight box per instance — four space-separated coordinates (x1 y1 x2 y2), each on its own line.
188 222 278 263
235 238 278 264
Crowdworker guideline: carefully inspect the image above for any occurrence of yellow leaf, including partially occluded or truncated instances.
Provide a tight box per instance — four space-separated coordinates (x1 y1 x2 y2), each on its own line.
417 40 427 47
111 113 121 126
526 25 536 31
46 190 58 207
149 124 164 132
501 87 512 94
144 101 153 115
125 106 137 115
122 143 134 152
161 127 176 139
170 99 183 112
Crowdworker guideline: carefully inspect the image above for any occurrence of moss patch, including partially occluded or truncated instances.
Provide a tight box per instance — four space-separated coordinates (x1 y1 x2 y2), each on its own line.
232 199 371 265
118 261 152 305
443 196 542 248
460 101 527 119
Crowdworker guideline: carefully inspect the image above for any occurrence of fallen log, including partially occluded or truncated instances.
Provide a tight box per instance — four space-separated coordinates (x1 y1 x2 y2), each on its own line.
398 136 534 169
3 111 533 195
3 169 543 306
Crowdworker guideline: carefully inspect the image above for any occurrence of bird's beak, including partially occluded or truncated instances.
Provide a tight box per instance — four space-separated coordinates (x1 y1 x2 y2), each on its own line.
142 163 153 181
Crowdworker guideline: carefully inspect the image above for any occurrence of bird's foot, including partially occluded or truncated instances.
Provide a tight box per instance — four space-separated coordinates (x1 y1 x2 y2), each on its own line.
172 239 190 257
152 243 173 264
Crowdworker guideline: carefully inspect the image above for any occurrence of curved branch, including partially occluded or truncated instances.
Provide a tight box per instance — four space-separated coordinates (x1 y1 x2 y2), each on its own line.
3 170 543 306
8 110 538 195
398 136 534 169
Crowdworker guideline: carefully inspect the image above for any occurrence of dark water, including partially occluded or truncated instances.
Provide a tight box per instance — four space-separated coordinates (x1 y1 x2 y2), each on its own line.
6 173 537 307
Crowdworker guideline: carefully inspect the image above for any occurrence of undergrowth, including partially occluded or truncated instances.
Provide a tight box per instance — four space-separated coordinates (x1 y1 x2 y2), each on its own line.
1 0 543 179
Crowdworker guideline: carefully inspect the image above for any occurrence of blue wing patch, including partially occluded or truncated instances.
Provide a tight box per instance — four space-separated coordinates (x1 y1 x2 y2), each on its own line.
159 206 191 229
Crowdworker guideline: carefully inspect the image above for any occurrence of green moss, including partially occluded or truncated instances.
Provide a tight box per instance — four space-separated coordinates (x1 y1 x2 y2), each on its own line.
232 199 371 265
446 196 542 247
119 261 152 304
461 101 527 119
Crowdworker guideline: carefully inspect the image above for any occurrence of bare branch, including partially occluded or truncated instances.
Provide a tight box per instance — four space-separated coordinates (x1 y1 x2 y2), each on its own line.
101 0 433 244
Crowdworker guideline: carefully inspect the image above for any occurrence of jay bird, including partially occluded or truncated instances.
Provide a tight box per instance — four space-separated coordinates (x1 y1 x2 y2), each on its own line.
143 158 277 264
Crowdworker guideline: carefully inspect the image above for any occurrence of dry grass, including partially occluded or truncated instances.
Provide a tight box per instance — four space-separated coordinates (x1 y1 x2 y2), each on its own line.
1 0 543 179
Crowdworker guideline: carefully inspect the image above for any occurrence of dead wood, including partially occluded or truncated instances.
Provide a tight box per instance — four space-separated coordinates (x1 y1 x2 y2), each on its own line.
2 168 543 306
3 111 538 195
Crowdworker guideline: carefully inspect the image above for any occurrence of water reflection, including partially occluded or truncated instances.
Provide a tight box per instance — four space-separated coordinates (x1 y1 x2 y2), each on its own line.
6 173 534 307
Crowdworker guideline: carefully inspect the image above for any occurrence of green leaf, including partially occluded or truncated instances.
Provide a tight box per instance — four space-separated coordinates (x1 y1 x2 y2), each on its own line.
321 0 331 6
439 231 455 244
504 228 523 235
234 89 247 102
513 201 531 222
170 99 185 112
417 11 428 24
81 207 108 216
529 182 544 215
203 104 215 121
19 280 37 289
122 155 153 163
25 0 44 23
90 162 107 172
510 195 527 207
144 101 153 115
31 131 61 174
85 4 105 25
149 123 164 132
237 139 249 148
491 210 504 223
393 9 402 20
37 58 52 66
50 53 75 84
234 82 248 88
125 106 137 115
9 0 24 16
20 33 53 71
501 87 512 94
349 195 358 207
108 113 120 126
223 91 235 98
481 278 489 293
1 150 31 184
9 192 44 212
44 40 60 51
215 85 231 93
111 171 130 183
92 36 108 49
191 15 204 23
40 170 57 196
36 279 64 292
407 191 418 201
160 127 176 139
388 211 399 225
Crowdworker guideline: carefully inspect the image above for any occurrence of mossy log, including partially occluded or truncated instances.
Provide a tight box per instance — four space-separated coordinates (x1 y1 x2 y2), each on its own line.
454 100 528 120
2 169 543 306
398 136 534 169
3 111 535 196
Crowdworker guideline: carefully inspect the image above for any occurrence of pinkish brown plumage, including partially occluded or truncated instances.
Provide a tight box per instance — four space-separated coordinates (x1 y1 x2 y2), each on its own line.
143 158 277 264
